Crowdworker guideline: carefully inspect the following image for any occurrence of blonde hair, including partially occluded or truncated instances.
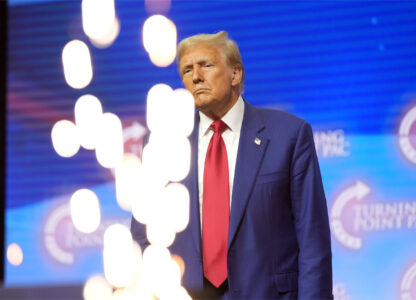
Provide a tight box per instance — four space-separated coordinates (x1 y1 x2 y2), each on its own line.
177 31 245 93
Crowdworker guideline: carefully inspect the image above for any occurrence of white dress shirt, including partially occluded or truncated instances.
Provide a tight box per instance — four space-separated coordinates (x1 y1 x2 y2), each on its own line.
198 96 245 228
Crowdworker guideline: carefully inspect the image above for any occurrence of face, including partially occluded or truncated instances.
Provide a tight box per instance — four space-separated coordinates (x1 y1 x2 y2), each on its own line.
179 43 241 119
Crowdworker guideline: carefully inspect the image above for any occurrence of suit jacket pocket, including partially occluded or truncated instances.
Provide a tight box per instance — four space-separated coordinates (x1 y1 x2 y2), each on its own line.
256 171 287 185
273 272 298 292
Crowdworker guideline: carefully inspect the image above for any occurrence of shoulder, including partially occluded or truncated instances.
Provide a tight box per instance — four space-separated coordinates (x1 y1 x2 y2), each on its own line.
245 101 308 134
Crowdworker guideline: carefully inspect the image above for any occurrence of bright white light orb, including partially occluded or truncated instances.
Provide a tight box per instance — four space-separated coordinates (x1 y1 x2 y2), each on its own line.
74 94 103 150
90 17 120 49
7 243 23 266
103 224 140 288
131 180 164 225
163 183 190 233
142 15 177 67
95 113 124 168
83 275 113 300
82 0 116 40
146 83 173 133
70 189 101 233
171 88 195 137
62 40 93 89
141 139 170 188
151 257 182 299
168 136 191 182
146 221 176 248
115 153 142 211
51 120 80 158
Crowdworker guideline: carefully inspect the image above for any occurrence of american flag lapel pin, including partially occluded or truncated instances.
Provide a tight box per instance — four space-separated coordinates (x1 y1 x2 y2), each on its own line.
254 137 261 146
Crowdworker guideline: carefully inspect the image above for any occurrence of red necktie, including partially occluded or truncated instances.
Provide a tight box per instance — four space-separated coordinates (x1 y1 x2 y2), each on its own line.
202 120 230 288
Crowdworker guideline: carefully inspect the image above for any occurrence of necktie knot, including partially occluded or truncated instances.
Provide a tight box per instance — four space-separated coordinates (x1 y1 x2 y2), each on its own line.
210 120 228 134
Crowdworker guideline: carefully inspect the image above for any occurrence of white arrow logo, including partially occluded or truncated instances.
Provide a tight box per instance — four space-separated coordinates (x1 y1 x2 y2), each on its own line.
330 181 370 249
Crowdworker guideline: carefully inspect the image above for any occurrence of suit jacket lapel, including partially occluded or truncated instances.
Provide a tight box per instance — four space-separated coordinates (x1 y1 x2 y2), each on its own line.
228 102 268 250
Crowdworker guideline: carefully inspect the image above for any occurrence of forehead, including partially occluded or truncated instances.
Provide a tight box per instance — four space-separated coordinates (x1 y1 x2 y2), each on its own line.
179 43 225 66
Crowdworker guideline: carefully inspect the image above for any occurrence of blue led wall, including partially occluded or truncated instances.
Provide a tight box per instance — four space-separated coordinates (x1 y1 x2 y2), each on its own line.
6 1 416 299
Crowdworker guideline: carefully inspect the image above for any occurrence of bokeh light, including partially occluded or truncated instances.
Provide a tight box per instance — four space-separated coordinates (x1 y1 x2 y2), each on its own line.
142 245 182 298
142 15 177 67
90 17 120 49
163 183 190 233
171 88 195 137
62 40 93 89
51 120 80 158
146 83 173 134
74 94 103 150
103 224 141 288
115 153 142 211
146 221 176 248
95 113 124 168
83 275 113 300
70 189 101 234
7 243 23 266
82 0 116 41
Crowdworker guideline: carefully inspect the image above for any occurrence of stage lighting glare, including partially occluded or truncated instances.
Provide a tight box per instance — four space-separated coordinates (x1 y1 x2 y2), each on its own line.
83 275 113 300
171 88 195 137
90 17 120 49
82 0 115 40
142 15 177 67
163 183 190 233
112 288 136 300
142 245 180 298
74 94 103 150
51 120 80 157
146 85 194 137
168 136 191 182
131 180 163 225
103 224 139 288
170 254 185 279
151 257 182 299
146 221 176 248
141 140 170 188
95 113 124 168
70 189 101 234
7 243 23 266
115 153 142 211
146 83 173 134
62 40 93 89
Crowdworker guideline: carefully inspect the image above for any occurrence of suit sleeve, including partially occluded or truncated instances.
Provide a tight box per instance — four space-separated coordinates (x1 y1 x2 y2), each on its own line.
290 121 333 299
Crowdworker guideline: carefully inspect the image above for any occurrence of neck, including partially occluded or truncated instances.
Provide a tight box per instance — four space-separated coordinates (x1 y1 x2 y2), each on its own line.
202 92 240 121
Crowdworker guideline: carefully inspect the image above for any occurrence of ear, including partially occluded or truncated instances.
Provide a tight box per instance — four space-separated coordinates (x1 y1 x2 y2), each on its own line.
231 66 243 87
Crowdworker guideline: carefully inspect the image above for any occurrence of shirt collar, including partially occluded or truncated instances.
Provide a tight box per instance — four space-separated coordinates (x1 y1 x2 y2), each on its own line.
199 95 245 136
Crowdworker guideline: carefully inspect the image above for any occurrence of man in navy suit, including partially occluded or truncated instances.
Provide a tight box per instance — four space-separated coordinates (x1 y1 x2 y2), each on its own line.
131 31 333 299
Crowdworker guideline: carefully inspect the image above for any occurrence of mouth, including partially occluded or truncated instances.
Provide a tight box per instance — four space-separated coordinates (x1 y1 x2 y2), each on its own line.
194 88 209 95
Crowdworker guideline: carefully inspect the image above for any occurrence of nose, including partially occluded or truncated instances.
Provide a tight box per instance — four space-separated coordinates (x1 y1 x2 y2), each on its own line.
192 66 203 83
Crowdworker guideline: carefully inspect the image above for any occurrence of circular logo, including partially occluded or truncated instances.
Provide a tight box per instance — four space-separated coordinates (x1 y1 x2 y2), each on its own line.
399 106 416 164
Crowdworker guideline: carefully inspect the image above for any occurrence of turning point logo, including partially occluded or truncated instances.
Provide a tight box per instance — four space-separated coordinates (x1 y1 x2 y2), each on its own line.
399 106 416 164
330 181 370 250
330 181 416 250
401 261 416 300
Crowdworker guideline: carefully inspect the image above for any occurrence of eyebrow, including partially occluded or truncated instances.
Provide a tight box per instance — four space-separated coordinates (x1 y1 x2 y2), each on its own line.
181 57 215 72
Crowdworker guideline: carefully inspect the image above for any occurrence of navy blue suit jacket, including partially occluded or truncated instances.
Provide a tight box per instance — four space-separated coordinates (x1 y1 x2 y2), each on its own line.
131 101 333 299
